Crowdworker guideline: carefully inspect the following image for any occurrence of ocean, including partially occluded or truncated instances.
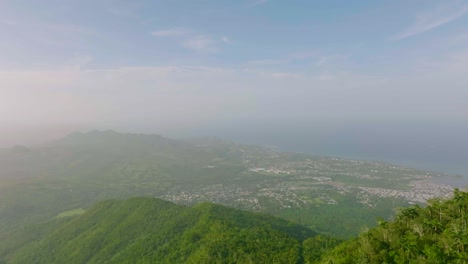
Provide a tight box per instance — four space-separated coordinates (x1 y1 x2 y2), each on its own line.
179 121 468 187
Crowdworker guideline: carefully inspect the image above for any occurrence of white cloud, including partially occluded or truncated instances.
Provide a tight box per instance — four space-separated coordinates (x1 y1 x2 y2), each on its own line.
183 35 217 52
2 47 468 130
151 28 189 37
0 66 242 127
395 4 468 40
0 69 91 125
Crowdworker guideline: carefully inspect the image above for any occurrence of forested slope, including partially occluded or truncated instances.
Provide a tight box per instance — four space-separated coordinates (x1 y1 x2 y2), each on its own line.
3 190 467 263
0 197 341 264
320 189 468 263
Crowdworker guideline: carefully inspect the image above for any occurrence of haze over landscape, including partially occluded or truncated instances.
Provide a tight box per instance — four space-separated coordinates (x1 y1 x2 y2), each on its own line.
1 0 468 263
1 0 467 179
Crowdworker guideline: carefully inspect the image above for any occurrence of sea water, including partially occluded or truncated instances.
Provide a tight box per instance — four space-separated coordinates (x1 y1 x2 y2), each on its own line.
181 121 468 188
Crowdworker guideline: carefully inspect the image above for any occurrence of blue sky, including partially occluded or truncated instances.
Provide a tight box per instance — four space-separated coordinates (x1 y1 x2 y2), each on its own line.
0 0 468 143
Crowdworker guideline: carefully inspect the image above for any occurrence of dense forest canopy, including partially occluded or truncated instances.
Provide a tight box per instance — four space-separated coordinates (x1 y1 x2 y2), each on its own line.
0 190 467 263
319 189 468 263
0 197 339 264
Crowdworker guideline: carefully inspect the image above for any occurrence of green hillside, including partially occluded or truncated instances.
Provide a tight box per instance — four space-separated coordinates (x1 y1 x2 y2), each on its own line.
0 197 341 264
319 189 468 263
2 190 467 263
0 131 452 239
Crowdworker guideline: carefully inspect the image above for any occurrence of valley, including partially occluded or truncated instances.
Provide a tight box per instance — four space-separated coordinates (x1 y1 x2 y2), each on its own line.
0 131 456 238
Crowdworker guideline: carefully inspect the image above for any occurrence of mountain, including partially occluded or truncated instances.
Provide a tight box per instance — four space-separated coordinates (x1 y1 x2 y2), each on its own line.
1 190 467 263
0 131 453 238
0 197 333 264
319 189 468 263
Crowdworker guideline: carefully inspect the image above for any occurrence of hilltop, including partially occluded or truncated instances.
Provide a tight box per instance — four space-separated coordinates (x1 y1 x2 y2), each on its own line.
2 190 467 263
0 197 331 264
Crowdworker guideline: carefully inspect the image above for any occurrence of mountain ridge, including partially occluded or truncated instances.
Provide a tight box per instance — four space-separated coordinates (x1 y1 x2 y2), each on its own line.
0 197 321 264
0 130 454 238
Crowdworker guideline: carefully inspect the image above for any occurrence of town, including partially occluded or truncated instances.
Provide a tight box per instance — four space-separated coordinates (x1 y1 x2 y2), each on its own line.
161 149 454 212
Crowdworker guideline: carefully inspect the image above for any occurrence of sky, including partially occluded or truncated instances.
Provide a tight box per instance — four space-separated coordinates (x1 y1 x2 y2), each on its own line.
1 0 468 145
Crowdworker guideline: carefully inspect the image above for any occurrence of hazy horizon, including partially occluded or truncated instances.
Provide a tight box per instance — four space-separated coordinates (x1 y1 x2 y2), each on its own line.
1 0 467 176
2 2 468 262
2 122 467 184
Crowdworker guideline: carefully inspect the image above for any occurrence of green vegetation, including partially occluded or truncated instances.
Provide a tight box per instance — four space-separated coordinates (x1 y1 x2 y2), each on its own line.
55 208 86 218
0 131 450 239
320 189 468 263
0 197 332 264
1 188 467 263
